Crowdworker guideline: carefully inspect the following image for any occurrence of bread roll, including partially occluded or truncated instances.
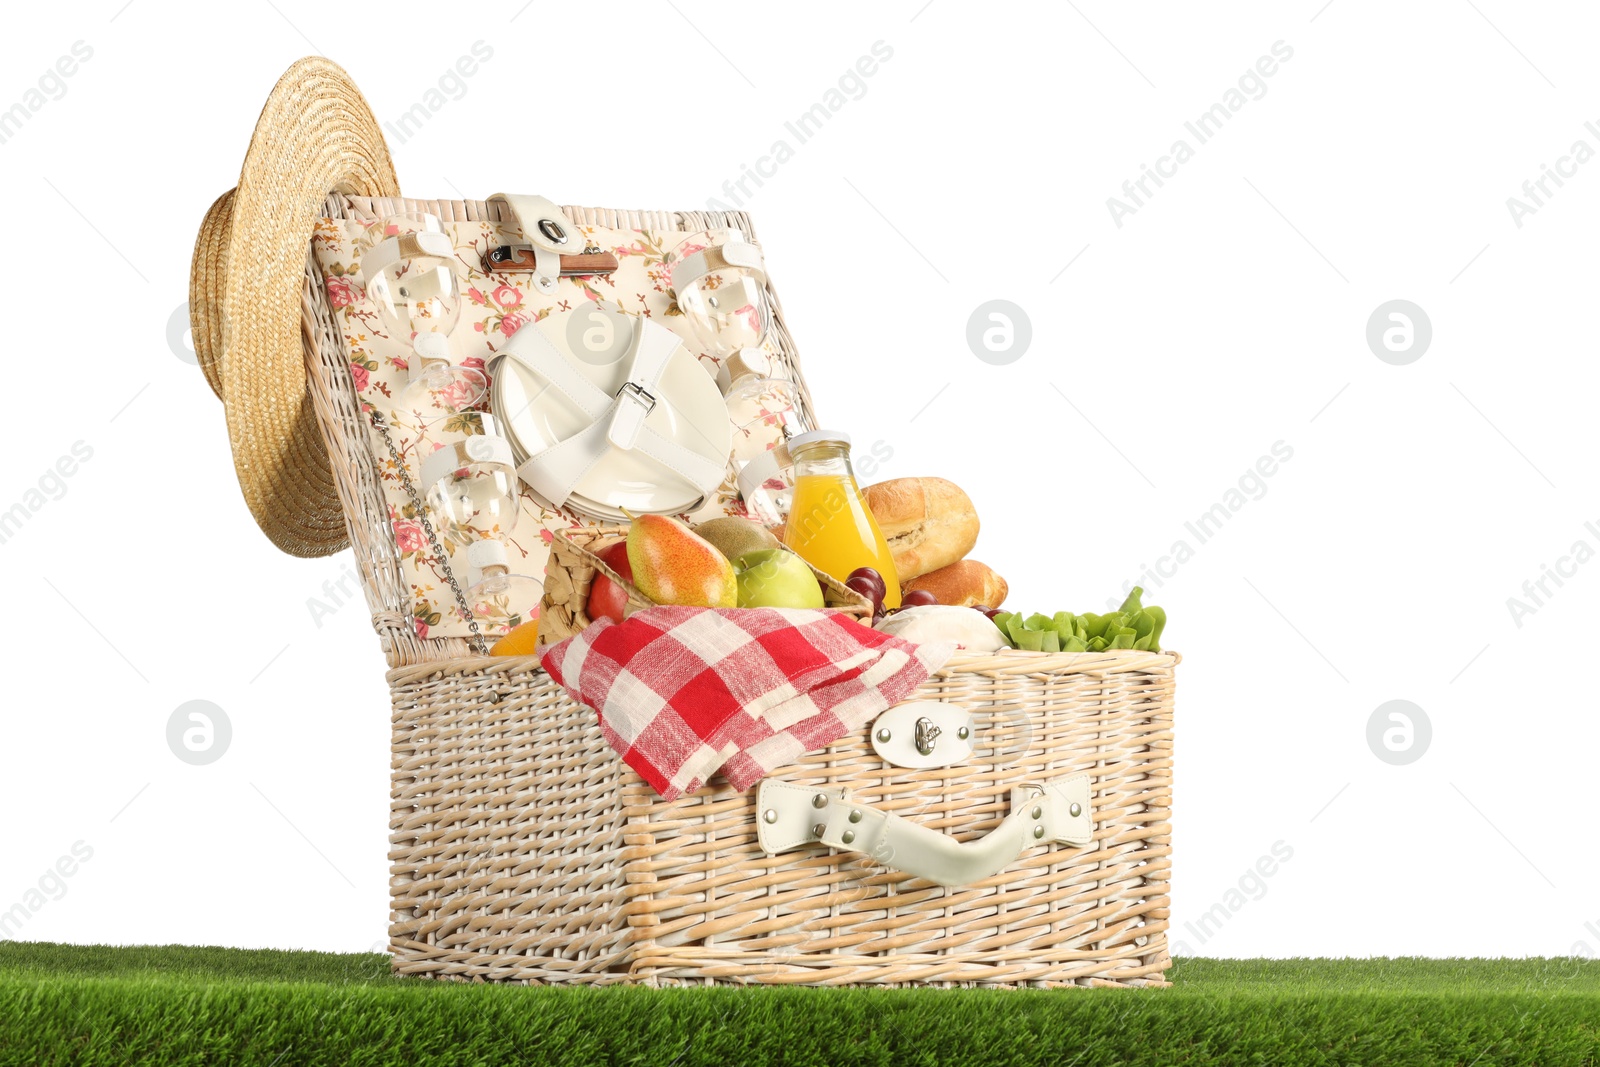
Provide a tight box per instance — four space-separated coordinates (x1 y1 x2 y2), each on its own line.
874 605 1008 652
862 477 979 583
903 560 1008 609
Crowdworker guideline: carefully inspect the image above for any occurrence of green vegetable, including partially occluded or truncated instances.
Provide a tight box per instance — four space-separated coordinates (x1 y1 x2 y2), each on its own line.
992 587 1167 653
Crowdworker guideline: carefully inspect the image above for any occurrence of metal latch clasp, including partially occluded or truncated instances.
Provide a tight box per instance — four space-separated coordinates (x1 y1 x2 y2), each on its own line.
607 380 659 451
617 380 657 416
914 716 941 756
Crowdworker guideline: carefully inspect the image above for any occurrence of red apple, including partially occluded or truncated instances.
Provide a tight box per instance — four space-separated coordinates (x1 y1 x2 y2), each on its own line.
587 540 634 624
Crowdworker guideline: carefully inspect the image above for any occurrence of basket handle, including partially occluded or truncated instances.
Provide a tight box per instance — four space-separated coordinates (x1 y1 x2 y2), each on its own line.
754 773 1092 887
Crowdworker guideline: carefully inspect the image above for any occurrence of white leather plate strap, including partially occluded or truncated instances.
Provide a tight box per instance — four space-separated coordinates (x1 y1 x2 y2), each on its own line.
491 319 726 511
606 322 678 451
489 193 579 294
755 773 1092 888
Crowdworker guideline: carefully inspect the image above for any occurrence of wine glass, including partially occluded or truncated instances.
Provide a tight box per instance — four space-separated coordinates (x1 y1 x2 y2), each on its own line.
670 228 773 368
724 349 802 526
463 539 543 634
420 414 521 542
361 212 486 426
671 232 797 525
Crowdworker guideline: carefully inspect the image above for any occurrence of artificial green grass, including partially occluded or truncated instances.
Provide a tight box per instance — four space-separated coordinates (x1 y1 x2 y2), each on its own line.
2 942 1597 1066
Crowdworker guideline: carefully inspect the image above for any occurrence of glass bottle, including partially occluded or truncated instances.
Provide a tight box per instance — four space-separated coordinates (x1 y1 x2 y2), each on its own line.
781 430 901 608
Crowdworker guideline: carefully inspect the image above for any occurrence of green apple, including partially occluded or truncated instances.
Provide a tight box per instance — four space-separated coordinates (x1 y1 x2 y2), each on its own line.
733 548 825 609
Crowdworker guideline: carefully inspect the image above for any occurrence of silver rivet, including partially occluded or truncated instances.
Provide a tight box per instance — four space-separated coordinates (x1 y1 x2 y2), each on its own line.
812 793 829 809
1031 805 1043 820
876 728 891 743
1032 825 1045 840
848 809 862 823
811 823 826 837
762 809 778 824
1069 803 1082 818
841 830 856 844
957 726 970 740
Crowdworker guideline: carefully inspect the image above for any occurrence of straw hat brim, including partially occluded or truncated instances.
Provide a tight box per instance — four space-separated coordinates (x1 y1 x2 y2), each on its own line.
189 189 232 401
194 57 400 557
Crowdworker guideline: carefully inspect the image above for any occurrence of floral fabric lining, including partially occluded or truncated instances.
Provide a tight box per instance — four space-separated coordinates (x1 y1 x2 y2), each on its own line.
310 216 797 640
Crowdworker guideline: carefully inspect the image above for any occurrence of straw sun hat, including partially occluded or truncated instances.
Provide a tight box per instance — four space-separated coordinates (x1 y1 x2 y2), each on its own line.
189 57 400 557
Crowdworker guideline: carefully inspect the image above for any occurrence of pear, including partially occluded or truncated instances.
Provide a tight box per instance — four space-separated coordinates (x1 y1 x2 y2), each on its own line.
694 516 782 563
627 513 738 609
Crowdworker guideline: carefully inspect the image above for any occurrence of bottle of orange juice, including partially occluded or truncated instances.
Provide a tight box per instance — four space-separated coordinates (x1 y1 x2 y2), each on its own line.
782 430 901 608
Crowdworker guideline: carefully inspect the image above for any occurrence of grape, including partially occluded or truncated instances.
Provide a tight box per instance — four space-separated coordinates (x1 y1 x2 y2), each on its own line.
846 573 885 603
900 590 938 607
971 604 990 613
981 608 1004 620
847 567 886 599
846 576 884 606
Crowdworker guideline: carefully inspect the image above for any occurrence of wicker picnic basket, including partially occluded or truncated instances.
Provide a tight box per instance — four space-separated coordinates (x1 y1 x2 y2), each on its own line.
196 58 1178 988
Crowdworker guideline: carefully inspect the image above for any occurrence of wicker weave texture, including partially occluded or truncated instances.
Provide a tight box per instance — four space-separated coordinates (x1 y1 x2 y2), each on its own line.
388 649 1175 987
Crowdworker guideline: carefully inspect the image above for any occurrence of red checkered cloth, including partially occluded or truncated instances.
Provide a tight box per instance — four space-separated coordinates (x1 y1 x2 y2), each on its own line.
541 606 955 800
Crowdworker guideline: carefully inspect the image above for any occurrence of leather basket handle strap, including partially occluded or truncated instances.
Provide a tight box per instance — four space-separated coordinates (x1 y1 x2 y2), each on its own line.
755 773 1093 887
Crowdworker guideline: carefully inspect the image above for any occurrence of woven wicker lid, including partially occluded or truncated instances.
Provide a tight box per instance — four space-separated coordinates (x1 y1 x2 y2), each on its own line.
189 57 400 557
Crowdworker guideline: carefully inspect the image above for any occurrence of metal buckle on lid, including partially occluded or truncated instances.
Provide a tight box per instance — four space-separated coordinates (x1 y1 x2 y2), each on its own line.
606 379 658 452
617 380 657 415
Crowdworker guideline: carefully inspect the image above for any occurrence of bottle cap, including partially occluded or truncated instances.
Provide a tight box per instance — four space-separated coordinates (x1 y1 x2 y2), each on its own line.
786 429 851 454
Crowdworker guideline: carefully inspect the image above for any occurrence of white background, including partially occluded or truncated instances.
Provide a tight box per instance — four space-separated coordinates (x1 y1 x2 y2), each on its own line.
3 0 1597 959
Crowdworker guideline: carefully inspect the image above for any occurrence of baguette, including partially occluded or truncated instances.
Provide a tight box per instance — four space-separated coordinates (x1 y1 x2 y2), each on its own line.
861 477 979 583
903 559 1008 609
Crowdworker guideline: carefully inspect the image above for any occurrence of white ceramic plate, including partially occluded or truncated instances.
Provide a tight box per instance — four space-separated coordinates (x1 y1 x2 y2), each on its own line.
492 309 731 519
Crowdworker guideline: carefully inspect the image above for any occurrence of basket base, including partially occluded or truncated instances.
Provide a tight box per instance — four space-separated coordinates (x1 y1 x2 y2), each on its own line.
389 941 1172 989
